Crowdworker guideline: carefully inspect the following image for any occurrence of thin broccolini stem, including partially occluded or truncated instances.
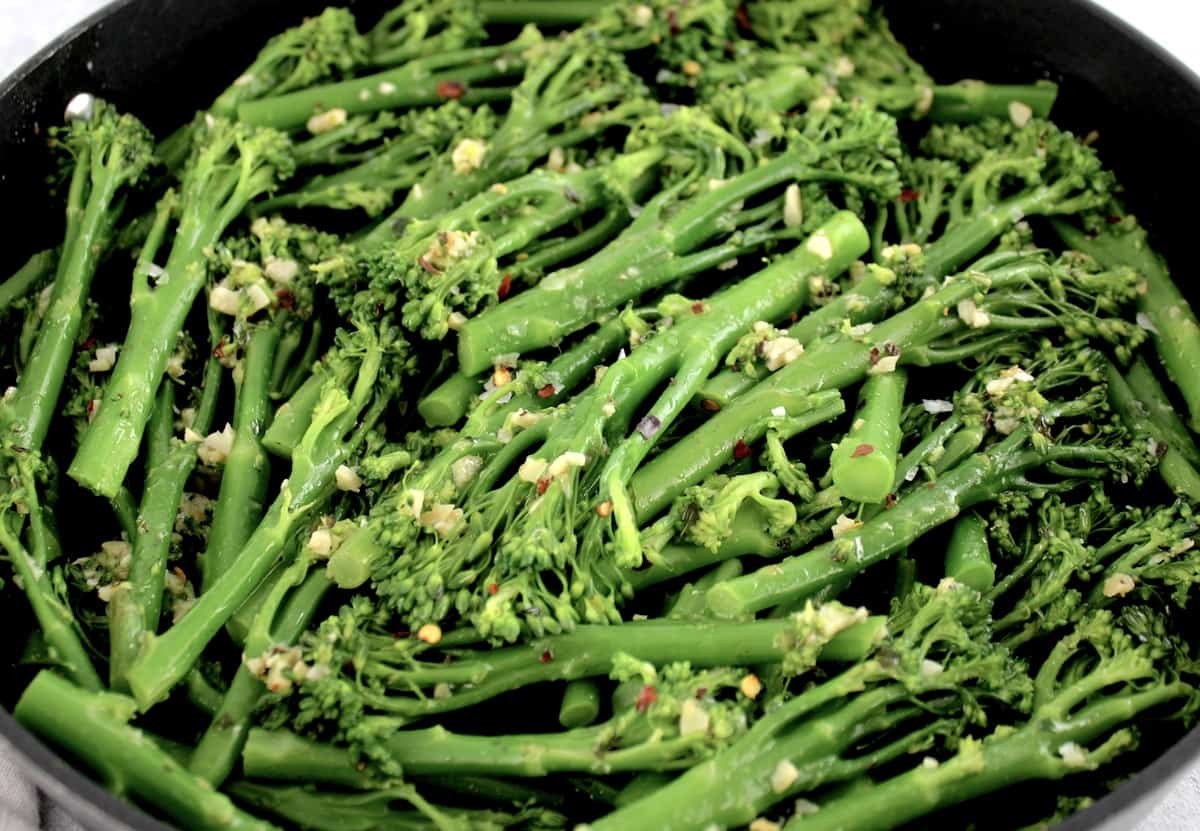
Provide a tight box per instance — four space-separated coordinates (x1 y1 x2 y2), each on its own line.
0 249 54 314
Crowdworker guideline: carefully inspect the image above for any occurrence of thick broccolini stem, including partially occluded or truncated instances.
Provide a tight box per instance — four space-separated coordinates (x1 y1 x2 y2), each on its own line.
477 0 609 24
237 34 533 130
5 104 153 450
0 249 54 314
14 672 276 831
1126 357 1200 466
943 513 995 592
417 370 482 428
698 268 898 408
1105 359 1200 501
457 156 882 375
829 369 907 504
69 120 293 498
705 424 1126 617
202 322 280 590
558 679 602 728
631 389 844 522
929 80 1058 122
1055 219 1200 430
190 570 331 786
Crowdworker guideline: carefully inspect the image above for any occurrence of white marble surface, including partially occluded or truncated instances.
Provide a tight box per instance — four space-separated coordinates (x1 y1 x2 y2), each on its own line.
0 0 1198 829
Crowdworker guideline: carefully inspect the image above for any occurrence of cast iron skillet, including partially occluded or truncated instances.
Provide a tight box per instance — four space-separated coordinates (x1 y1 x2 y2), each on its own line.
2 0 1200 828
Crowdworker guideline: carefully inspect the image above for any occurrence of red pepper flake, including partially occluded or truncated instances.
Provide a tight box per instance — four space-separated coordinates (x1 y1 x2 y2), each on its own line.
734 4 752 30
899 188 920 203
733 439 751 460
790 311 799 323
536 478 550 495
883 342 900 357
695 687 708 699
635 684 658 713
667 7 680 34
701 399 721 413
850 443 875 458
497 273 513 300
539 649 555 664
85 399 97 419
81 337 97 351
691 302 705 314
275 289 295 310
537 383 556 399
390 630 411 639
884 493 898 509
417 255 441 274
436 80 466 100
868 346 881 366
487 582 499 595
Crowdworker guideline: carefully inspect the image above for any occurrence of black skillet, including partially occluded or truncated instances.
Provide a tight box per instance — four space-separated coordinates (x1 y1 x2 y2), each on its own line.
2 0 1200 828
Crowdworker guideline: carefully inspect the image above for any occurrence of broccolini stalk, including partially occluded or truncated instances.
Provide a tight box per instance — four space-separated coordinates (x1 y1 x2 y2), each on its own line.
943 513 996 592
1054 217 1200 432
257 103 478 218
706 365 1149 617
1105 359 1200 501
0 449 101 689
367 0 484 67
654 251 1143 523
202 323 279 591
4 101 154 451
417 370 485 428
592 580 1023 830
230 780 564 831
784 613 1191 831
69 118 294 498
202 218 331 590
364 35 654 235
14 672 275 831
457 108 903 374
698 265 899 408
1126 357 1200 466
0 249 55 315
558 678 602 728
211 8 368 118
254 661 757 778
292 606 884 724
902 118 1117 277
107 320 224 690
190 569 331 786
829 368 907 504
125 324 408 708
237 27 537 130
741 3 1057 123
347 146 663 342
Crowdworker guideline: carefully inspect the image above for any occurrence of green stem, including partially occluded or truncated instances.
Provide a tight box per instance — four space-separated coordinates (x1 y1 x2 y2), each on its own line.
1126 356 1200 466
478 0 608 24
1105 359 1200 501
943 513 995 591
14 671 275 831
238 41 529 130
829 369 908 504
0 249 55 314
108 335 223 691
347 616 883 720
705 428 1044 616
203 322 281 589
929 80 1058 122
190 570 332 786
417 371 481 428
558 679 602 728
